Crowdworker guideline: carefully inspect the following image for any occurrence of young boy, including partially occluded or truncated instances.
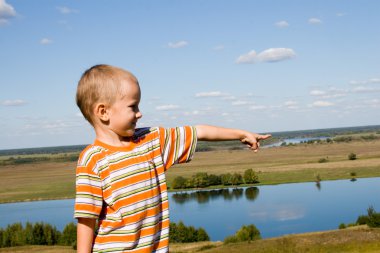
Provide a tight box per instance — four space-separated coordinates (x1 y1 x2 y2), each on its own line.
74 64 270 253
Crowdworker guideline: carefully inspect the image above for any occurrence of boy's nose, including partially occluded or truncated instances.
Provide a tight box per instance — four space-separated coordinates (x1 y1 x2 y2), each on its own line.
136 111 143 119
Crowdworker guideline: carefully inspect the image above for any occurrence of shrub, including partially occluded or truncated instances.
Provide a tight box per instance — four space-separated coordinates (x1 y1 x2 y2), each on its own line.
338 223 346 229
224 224 261 244
318 158 328 163
367 206 380 228
169 221 209 243
348 153 357 160
231 173 243 186
243 169 259 184
171 176 187 189
356 215 370 225
221 173 233 185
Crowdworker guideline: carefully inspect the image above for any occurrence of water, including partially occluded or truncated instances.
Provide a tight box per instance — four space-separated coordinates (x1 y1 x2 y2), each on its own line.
266 136 329 147
0 178 379 241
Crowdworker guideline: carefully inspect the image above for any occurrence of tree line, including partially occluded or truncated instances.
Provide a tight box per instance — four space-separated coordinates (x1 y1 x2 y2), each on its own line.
171 169 259 190
0 221 210 249
0 222 76 248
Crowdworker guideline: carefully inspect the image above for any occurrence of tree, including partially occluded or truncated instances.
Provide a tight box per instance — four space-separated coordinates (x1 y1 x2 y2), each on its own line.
43 223 60 245
221 173 233 185
231 173 243 186
197 228 210 241
243 169 259 184
193 173 209 188
235 224 261 242
60 222 77 246
207 174 221 186
171 176 187 189
32 222 46 245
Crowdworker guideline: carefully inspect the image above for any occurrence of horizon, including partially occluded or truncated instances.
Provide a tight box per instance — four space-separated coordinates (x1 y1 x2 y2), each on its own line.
1 123 378 151
1 0 379 149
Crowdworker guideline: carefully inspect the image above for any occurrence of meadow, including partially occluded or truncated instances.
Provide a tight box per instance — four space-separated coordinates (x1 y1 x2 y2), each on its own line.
1 135 380 203
1 227 380 253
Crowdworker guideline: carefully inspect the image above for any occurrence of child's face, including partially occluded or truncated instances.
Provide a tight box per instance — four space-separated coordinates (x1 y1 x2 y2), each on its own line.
107 78 142 138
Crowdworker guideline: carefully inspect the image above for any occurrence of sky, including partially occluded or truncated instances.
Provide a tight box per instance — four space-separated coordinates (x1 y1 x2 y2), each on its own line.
1 0 379 150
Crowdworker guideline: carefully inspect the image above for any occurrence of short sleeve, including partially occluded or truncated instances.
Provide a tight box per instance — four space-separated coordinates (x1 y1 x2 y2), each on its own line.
74 148 103 219
159 126 197 170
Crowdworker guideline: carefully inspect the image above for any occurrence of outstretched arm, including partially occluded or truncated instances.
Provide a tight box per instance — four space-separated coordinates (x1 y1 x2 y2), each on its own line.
195 125 271 152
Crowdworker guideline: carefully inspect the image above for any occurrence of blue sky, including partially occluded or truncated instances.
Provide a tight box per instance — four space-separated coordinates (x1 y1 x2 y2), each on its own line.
1 0 379 149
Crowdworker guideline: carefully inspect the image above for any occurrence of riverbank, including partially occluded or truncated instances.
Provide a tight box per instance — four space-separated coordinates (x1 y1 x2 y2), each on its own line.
1 226 379 253
1 139 380 203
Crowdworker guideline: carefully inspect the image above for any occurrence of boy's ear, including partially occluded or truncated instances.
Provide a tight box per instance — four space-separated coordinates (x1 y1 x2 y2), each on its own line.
94 103 110 122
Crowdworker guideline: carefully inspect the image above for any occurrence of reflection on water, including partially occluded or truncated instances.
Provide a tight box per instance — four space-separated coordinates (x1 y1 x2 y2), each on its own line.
1 178 379 241
172 187 259 204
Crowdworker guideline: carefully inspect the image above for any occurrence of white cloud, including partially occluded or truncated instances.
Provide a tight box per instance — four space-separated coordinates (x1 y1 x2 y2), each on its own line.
1 99 27 106
257 48 296 63
0 0 16 25
155 104 180 111
275 20 289 28
311 101 334 107
195 91 224 98
351 86 380 93
366 99 380 107
249 105 267 110
232 100 250 106
308 18 322 24
40 38 53 45
310 90 326 96
284 100 298 109
236 50 257 64
349 78 380 85
236 48 296 64
57 6 79 14
168 41 188 48
310 88 347 99
336 13 347 17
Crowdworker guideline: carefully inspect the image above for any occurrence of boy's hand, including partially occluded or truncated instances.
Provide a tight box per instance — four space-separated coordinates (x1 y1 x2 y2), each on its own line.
241 133 271 152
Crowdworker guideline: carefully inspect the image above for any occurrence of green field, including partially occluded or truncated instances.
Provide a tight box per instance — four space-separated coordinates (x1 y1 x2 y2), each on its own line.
1 137 380 203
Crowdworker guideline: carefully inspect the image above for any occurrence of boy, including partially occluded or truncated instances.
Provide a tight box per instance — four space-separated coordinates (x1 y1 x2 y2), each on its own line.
74 64 270 253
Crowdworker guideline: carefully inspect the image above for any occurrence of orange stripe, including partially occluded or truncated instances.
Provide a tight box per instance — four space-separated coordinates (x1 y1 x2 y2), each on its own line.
96 219 170 244
100 201 169 228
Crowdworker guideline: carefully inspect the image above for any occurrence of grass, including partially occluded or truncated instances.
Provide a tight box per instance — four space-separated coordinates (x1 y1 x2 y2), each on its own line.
2 227 380 253
1 140 380 203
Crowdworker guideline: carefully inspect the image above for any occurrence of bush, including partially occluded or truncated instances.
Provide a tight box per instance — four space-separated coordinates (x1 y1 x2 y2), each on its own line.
356 215 370 225
338 223 346 229
367 206 380 228
243 169 259 184
348 153 357 160
221 173 233 185
318 158 328 163
224 224 261 244
172 176 187 189
231 173 243 186
169 221 209 243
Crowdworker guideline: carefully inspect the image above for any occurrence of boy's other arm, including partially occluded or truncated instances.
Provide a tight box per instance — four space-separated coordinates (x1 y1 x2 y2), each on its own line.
77 217 96 253
195 125 271 152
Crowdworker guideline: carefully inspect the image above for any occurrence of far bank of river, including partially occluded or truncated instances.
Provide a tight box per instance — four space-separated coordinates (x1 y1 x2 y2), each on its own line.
0 177 379 241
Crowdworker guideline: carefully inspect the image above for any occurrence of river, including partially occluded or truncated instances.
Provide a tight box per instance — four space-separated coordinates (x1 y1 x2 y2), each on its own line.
0 177 379 241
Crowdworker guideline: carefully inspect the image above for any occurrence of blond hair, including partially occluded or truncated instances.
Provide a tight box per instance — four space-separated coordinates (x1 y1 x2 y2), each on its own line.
76 64 137 125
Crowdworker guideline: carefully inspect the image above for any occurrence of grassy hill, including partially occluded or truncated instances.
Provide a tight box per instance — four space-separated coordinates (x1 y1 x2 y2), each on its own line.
1 226 379 253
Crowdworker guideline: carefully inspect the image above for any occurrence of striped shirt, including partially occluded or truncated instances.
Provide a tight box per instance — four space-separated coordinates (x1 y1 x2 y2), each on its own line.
74 126 197 253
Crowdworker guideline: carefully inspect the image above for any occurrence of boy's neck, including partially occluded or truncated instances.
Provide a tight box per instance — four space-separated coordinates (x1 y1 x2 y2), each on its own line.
94 125 133 147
